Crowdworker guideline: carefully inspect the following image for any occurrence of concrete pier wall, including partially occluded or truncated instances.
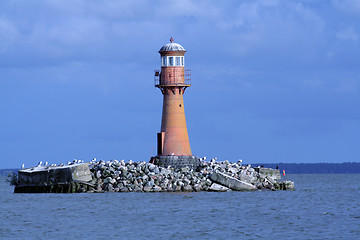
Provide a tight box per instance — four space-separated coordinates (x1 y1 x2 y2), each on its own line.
15 163 93 193
253 167 281 180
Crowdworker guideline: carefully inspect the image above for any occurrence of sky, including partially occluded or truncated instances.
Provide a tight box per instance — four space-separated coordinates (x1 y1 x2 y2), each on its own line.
1 0 359 168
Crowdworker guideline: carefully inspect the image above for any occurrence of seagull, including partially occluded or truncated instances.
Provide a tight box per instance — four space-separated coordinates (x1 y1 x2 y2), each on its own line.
203 156 206 160
45 161 48 166
21 164 25 169
171 153 174 155
37 161 42 166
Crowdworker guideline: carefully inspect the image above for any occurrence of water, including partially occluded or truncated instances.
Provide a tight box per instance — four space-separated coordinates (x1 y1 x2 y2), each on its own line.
1 174 359 240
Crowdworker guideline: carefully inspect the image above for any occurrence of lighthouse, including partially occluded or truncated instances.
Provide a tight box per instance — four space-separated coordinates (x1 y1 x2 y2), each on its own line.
151 38 200 169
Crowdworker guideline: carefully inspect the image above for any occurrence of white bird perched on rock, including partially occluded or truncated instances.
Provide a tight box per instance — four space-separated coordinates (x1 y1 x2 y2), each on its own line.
67 161 72 165
92 158 96 162
37 161 42 166
21 164 25 169
203 156 206 160
171 153 174 155
45 161 48 166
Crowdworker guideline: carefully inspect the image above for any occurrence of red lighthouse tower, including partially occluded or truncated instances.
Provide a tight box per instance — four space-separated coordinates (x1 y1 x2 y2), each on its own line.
152 38 200 169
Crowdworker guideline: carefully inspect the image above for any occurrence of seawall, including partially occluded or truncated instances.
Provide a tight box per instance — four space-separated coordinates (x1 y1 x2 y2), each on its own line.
12 159 294 193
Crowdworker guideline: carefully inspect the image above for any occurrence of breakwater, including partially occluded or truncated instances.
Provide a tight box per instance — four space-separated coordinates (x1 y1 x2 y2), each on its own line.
89 159 294 192
12 159 294 193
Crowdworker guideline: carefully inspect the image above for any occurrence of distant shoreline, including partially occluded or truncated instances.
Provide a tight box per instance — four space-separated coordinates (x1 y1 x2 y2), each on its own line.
1 162 360 176
252 162 360 174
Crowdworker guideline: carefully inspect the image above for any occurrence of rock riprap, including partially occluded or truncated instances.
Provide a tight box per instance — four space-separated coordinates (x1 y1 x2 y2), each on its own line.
88 159 295 192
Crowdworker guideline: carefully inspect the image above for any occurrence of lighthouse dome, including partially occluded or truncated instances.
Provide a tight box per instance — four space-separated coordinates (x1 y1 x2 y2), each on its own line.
159 43 185 52
159 37 186 53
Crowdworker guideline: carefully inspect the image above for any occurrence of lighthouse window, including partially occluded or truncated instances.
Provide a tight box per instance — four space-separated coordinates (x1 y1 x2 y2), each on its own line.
162 56 167 66
181 57 184 66
169 57 174 66
176 57 181 66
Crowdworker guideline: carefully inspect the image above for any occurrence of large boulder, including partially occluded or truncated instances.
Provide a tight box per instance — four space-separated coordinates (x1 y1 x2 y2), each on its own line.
209 183 230 192
210 171 256 191
254 167 281 180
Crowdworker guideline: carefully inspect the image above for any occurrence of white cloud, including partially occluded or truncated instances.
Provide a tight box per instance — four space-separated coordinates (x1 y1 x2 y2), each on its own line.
332 0 360 15
0 0 352 72
336 26 358 41
157 0 220 19
0 18 19 52
214 1 325 58
303 78 359 94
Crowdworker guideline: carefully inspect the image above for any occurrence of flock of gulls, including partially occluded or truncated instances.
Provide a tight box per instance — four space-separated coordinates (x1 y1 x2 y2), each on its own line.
20 157 246 170
20 158 94 169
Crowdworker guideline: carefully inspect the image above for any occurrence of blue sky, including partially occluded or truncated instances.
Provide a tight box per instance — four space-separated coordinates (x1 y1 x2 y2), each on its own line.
1 0 359 168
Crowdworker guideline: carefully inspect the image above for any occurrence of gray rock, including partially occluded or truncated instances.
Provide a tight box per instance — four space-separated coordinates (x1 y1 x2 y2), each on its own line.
103 177 112 184
239 174 257 184
254 167 281 180
134 185 143 192
279 180 295 190
193 184 202 192
265 176 276 185
145 178 154 187
183 185 193 192
209 183 229 192
117 182 124 189
105 183 114 192
143 186 152 192
167 185 173 192
148 163 156 171
228 167 238 174
210 171 256 191
120 187 129 192
153 185 162 192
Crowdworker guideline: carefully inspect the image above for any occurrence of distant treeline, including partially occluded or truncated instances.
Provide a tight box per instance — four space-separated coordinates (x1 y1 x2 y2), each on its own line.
253 162 360 174
0 169 16 177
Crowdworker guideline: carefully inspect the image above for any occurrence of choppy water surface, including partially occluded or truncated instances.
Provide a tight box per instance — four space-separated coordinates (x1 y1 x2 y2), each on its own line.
1 174 359 240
